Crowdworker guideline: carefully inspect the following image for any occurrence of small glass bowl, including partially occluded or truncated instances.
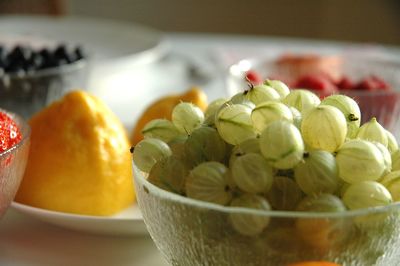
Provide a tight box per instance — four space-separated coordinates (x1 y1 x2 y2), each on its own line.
0 59 88 119
0 110 30 218
133 164 400 266
226 55 400 138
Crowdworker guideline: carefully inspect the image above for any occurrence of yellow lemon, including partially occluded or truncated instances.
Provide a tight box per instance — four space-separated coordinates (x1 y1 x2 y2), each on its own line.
131 87 208 145
15 90 135 216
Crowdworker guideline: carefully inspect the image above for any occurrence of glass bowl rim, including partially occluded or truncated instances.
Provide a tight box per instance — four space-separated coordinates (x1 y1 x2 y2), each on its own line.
229 54 400 71
3 58 87 80
133 163 400 219
0 109 31 158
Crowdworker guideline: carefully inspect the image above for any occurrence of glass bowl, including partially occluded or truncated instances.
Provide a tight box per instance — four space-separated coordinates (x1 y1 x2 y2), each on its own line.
0 59 88 119
226 55 400 139
133 164 400 266
0 110 30 218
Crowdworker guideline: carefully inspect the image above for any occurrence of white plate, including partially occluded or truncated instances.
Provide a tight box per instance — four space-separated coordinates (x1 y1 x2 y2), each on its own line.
0 15 168 64
11 202 148 237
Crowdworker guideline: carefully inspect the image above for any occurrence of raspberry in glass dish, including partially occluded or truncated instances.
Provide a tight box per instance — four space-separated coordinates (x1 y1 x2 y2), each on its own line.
237 54 400 134
246 54 392 94
227 51 400 144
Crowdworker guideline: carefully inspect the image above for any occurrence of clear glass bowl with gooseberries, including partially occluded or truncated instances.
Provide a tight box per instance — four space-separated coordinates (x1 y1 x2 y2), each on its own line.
132 81 400 266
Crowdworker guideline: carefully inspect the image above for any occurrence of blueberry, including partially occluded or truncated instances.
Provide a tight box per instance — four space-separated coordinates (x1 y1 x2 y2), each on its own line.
38 48 55 69
5 60 25 74
0 46 6 63
0 51 7 69
23 52 42 72
74 47 85 61
0 50 8 71
39 48 51 59
53 45 67 57
7 45 31 64
54 44 75 64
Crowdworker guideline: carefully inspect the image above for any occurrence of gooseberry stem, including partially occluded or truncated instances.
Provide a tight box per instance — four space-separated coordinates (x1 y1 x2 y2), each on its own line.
245 76 254 91
348 114 359 122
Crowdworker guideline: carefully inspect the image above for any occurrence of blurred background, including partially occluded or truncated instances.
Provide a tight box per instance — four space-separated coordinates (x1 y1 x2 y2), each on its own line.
1 0 400 45
1 0 400 130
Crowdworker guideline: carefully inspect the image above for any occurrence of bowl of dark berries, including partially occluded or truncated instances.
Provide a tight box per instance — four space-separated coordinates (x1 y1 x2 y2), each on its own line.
226 54 400 139
0 109 30 219
0 43 87 118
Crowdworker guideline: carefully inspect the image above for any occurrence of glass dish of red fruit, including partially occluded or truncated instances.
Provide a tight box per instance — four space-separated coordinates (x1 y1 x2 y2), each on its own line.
227 53 400 138
0 109 30 219
0 43 87 119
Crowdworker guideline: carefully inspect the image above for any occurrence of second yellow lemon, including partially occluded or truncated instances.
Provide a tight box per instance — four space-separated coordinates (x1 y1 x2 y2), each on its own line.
131 87 208 145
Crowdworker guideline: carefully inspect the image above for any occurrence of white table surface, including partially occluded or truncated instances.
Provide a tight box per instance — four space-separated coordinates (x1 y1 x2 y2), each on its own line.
2 30 400 266
0 209 167 266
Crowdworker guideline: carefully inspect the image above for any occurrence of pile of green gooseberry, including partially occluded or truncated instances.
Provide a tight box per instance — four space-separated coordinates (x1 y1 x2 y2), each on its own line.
133 79 400 238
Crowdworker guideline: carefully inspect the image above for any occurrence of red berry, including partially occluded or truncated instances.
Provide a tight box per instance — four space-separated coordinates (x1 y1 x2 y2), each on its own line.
354 75 391 91
245 70 262 84
294 74 338 98
0 112 22 153
337 76 354 90
347 75 393 129
370 75 391 90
